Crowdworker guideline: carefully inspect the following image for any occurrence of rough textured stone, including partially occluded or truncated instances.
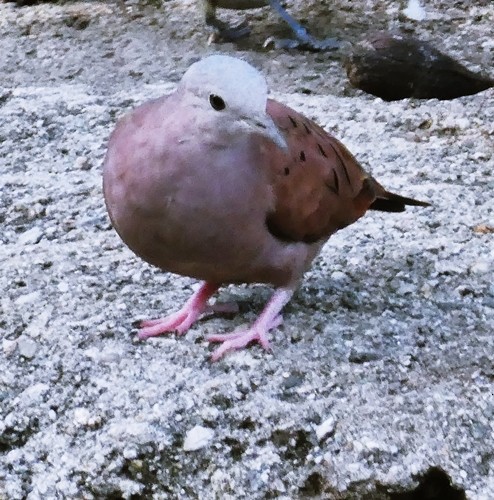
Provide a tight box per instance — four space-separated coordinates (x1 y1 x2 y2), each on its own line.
0 1 492 498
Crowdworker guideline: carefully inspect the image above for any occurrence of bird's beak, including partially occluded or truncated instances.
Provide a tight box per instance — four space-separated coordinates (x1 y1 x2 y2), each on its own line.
243 114 288 151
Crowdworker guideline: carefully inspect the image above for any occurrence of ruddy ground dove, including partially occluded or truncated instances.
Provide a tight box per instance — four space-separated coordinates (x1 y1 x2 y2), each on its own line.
203 0 339 50
103 54 429 361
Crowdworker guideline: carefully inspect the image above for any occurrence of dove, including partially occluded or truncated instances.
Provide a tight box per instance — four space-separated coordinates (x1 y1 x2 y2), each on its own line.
103 54 429 361
345 32 494 101
203 0 340 51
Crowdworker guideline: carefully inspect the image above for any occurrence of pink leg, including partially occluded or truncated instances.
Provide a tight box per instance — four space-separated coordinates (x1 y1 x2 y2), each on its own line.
207 288 294 361
138 282 236 340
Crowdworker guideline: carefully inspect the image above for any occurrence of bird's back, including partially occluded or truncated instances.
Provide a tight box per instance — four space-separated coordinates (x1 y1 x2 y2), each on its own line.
264 99 383 244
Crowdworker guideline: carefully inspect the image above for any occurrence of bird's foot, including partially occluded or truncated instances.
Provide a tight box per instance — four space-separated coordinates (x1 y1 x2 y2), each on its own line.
206 287 294 361
263 34 341 51
207 19 251 43
264 0 340 51
139 308 200 339
138 282 236 340
207 315 283 361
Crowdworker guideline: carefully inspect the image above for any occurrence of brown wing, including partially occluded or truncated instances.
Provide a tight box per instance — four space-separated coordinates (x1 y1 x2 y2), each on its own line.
263 99 381 243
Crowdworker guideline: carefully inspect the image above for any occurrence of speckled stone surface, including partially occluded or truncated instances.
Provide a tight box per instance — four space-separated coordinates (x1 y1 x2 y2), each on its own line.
0 1 493 498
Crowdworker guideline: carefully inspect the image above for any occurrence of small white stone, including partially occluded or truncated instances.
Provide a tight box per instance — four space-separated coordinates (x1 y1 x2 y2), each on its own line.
73 408 91 426
24 306 54 338
15 291 41 306
74 156 91 170
20 383 49 402
17 226 43 245
400 355 412 367
131 272 142 283
84 346 123 363
123 447 138 460
403 0 426 21
330 271 346 281
17 337 38 359
183 425 214 451
315 416 335 441
2 339 18 356
200 406 220 420
360 436 382 450
470 259 491 274
421 283 433 298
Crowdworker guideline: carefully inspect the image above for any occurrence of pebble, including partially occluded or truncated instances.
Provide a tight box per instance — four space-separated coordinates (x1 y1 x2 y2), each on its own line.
73 408 92 426
15 291 42 306
403 0 426 21
3 339 18 356
183 425 214 451
74 156 91 170
17 226 43 245
330 271 347 282
470 259 491 274
315 416 336 441
17 336 38 359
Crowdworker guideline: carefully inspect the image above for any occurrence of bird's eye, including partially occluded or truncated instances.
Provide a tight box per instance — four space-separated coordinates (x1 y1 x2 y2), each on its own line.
209 94 226 111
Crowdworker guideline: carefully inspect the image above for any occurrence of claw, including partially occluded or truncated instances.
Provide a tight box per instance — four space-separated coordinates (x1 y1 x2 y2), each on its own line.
207 289 291 361
206 15 251 44
137 283 294 361
137 282 221 340
209 327 272 362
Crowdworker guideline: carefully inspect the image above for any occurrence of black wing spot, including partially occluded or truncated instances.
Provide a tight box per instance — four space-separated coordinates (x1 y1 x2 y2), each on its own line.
325 172 339 195
299 151 306 162
289 116 298 128
317 144 327 158
340 161 351 185
303 122 311 134
284 167 290 176
328 142 351 184
332 169 339 194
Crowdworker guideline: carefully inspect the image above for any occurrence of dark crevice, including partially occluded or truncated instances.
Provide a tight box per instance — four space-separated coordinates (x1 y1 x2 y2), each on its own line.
389 467 466 500
288 116 297 127
300 472 324 496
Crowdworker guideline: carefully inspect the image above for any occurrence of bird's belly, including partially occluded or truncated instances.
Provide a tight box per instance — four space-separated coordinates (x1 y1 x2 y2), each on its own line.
113 173 273 283
104 125 283 284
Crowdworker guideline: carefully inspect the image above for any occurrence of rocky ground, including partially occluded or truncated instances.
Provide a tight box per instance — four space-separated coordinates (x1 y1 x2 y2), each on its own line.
0 0 493 498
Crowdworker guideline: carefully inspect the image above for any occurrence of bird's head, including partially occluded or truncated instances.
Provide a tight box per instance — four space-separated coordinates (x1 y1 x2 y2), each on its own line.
179 54 287 150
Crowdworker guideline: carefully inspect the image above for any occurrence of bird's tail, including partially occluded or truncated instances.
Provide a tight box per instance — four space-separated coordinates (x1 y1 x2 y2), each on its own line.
370 190 430 213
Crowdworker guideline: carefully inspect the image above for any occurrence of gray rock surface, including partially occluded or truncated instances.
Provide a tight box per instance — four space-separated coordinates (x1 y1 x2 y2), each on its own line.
0 1 493 498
